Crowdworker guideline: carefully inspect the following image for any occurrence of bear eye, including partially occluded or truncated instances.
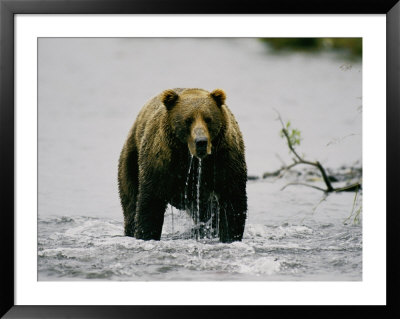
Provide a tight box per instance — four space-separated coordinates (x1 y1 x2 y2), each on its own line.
205 117 212 124
185 118 193 126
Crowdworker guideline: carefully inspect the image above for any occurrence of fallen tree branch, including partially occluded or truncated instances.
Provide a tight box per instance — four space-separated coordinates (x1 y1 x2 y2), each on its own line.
262 161 301 178
280 182 327 192
272 112 362 193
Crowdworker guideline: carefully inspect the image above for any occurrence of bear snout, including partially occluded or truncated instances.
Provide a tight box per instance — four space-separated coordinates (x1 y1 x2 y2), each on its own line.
195 137 208 158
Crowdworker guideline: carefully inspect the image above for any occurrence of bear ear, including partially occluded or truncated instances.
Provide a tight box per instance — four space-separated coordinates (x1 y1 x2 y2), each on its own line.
210 89 226 107
161 89 179 111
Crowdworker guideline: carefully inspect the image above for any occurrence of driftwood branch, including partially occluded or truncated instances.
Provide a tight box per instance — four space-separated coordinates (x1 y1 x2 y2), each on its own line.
280 182 327 192
272 113 361 193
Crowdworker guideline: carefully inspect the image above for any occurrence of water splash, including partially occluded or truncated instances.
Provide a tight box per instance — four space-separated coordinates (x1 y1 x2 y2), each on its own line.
170 205 174 235
181 156 220 241
205 193 219 239
38 214 362 281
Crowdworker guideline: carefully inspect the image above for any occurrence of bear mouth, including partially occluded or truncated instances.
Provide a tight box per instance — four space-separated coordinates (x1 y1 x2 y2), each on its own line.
188 142 209 159
195 148 207 159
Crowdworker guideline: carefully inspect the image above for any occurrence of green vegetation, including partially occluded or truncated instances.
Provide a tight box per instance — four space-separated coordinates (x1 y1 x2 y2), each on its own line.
280 121 301 148
260 38 362 59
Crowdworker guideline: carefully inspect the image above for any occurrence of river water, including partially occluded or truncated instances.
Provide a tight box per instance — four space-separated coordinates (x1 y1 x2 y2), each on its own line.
38 38 362 281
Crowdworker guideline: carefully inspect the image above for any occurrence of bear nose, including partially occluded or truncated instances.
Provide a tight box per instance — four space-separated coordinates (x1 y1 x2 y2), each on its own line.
195 137 208 157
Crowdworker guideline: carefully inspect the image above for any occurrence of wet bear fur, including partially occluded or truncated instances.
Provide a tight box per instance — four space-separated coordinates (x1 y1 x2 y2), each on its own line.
118 88 247 242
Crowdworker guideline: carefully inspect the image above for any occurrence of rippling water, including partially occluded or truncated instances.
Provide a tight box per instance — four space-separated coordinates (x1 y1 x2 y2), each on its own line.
38 38 362 281
38 179 362 281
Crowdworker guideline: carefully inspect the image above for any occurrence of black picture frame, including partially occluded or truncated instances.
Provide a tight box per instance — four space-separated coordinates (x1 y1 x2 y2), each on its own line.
1 0 399 318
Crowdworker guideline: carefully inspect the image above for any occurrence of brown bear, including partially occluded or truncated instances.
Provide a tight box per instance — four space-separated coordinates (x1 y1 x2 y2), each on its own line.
118 88 247 242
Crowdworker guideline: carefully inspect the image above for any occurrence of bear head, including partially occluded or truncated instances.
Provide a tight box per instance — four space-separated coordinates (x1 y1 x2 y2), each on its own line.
161 88 226 159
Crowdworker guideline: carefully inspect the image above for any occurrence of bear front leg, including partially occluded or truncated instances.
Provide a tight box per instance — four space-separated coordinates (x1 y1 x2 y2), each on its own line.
123 199 137 237
134 189 167 240
218 192 247 243
119 141 139 237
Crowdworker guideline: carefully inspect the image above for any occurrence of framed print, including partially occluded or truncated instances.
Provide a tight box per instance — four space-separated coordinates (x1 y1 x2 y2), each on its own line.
1 0 399 318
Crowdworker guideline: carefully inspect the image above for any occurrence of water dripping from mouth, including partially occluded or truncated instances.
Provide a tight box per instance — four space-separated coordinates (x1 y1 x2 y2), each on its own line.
184 155 193 207
197 159 202 215
194 159 202 240
181 155 221 241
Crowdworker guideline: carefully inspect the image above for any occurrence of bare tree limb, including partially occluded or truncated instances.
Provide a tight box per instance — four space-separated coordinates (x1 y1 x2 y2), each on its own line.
272 111 362 193
280 183 327 192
